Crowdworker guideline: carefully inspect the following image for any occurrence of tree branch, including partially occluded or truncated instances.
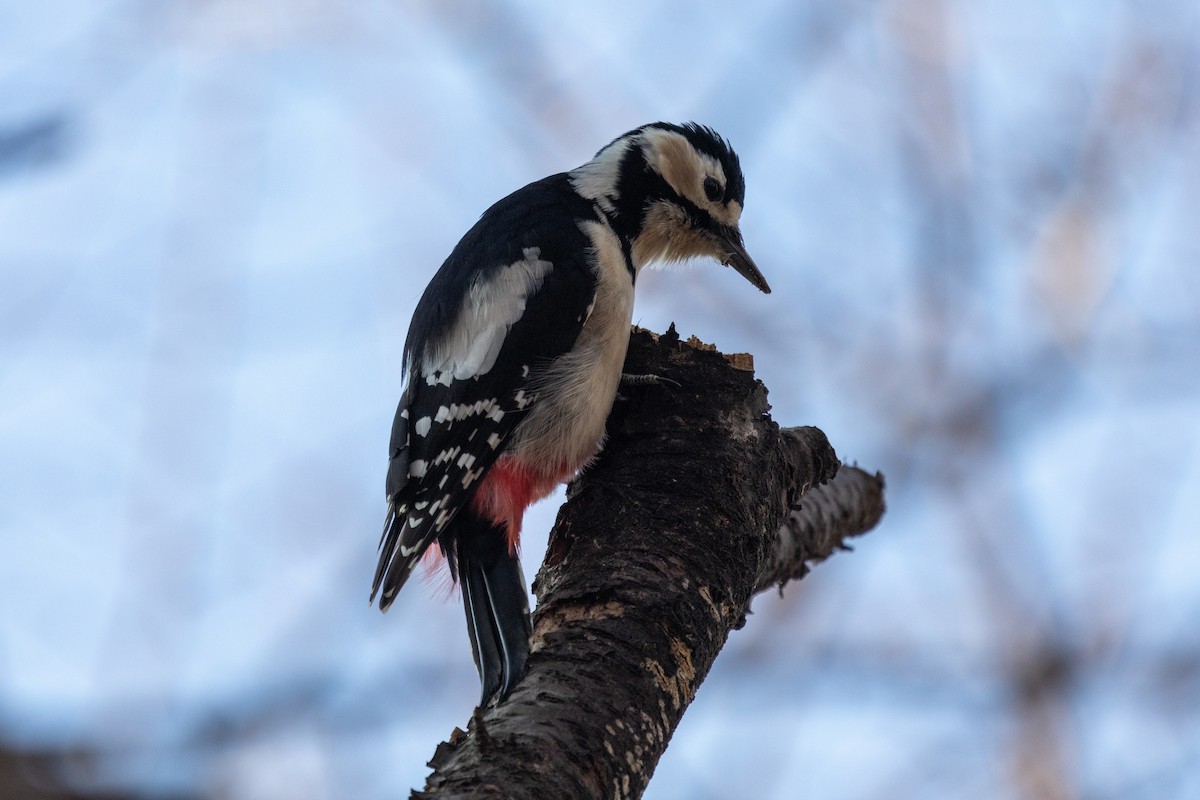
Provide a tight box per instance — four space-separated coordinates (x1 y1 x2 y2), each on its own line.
416 326 886 799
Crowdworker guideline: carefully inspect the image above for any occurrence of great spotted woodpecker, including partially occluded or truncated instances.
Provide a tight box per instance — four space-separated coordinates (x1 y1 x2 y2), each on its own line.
371 122 769 705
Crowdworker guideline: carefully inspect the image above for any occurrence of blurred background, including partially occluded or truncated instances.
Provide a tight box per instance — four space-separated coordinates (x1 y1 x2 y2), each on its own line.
2 1 1198 798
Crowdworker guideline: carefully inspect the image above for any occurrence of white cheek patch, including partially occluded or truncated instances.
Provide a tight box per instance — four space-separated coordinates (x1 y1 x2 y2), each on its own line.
642 129 727 209
724 200 743 225
641 129 743 226
421 248 554 380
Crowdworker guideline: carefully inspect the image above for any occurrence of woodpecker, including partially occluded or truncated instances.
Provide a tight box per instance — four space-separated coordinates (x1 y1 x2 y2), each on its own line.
371 122 769 705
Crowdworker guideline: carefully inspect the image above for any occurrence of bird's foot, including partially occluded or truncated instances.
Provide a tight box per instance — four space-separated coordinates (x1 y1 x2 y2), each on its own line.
617 372 680 402
620 372 680 389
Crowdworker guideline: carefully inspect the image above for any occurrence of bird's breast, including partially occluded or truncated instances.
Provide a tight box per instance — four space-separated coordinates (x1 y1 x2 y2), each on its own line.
504 218 634 485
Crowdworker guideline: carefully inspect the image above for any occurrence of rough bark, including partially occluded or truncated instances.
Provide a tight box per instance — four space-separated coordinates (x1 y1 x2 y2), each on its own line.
416 326 886 799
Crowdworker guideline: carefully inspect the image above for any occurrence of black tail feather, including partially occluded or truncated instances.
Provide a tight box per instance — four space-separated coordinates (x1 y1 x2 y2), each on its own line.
456 512 532 705
482 548 533 700
461 557 505 703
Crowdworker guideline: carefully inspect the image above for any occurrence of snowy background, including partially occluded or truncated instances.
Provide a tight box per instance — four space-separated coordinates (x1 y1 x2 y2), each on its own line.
2 1 1199 798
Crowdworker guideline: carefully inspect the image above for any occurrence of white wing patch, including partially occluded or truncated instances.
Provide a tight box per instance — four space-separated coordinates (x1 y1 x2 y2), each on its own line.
421 247 554 382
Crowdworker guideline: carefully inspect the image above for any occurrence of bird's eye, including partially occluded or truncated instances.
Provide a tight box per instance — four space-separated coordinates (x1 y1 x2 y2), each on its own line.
703 177 723 202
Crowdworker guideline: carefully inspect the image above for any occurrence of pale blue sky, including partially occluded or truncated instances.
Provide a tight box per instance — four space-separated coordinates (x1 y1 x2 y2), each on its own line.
2 2 1198 798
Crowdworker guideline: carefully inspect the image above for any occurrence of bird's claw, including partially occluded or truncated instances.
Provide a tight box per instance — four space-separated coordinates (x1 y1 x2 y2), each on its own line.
620 372 680 389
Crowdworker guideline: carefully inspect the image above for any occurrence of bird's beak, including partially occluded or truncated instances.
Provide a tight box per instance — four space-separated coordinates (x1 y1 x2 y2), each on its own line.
717 228 771 294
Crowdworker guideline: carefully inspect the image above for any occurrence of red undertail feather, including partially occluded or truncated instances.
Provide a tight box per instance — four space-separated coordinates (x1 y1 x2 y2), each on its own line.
468 454 576 554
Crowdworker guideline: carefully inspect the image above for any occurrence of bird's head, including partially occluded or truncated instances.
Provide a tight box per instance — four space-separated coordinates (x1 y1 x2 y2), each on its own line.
570 122 770 294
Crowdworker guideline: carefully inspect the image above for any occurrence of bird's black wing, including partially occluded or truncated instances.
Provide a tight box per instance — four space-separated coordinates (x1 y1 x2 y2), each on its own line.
372 174 601 609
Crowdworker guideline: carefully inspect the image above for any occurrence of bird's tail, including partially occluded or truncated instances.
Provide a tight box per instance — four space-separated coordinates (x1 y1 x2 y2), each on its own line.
454 508 532 705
